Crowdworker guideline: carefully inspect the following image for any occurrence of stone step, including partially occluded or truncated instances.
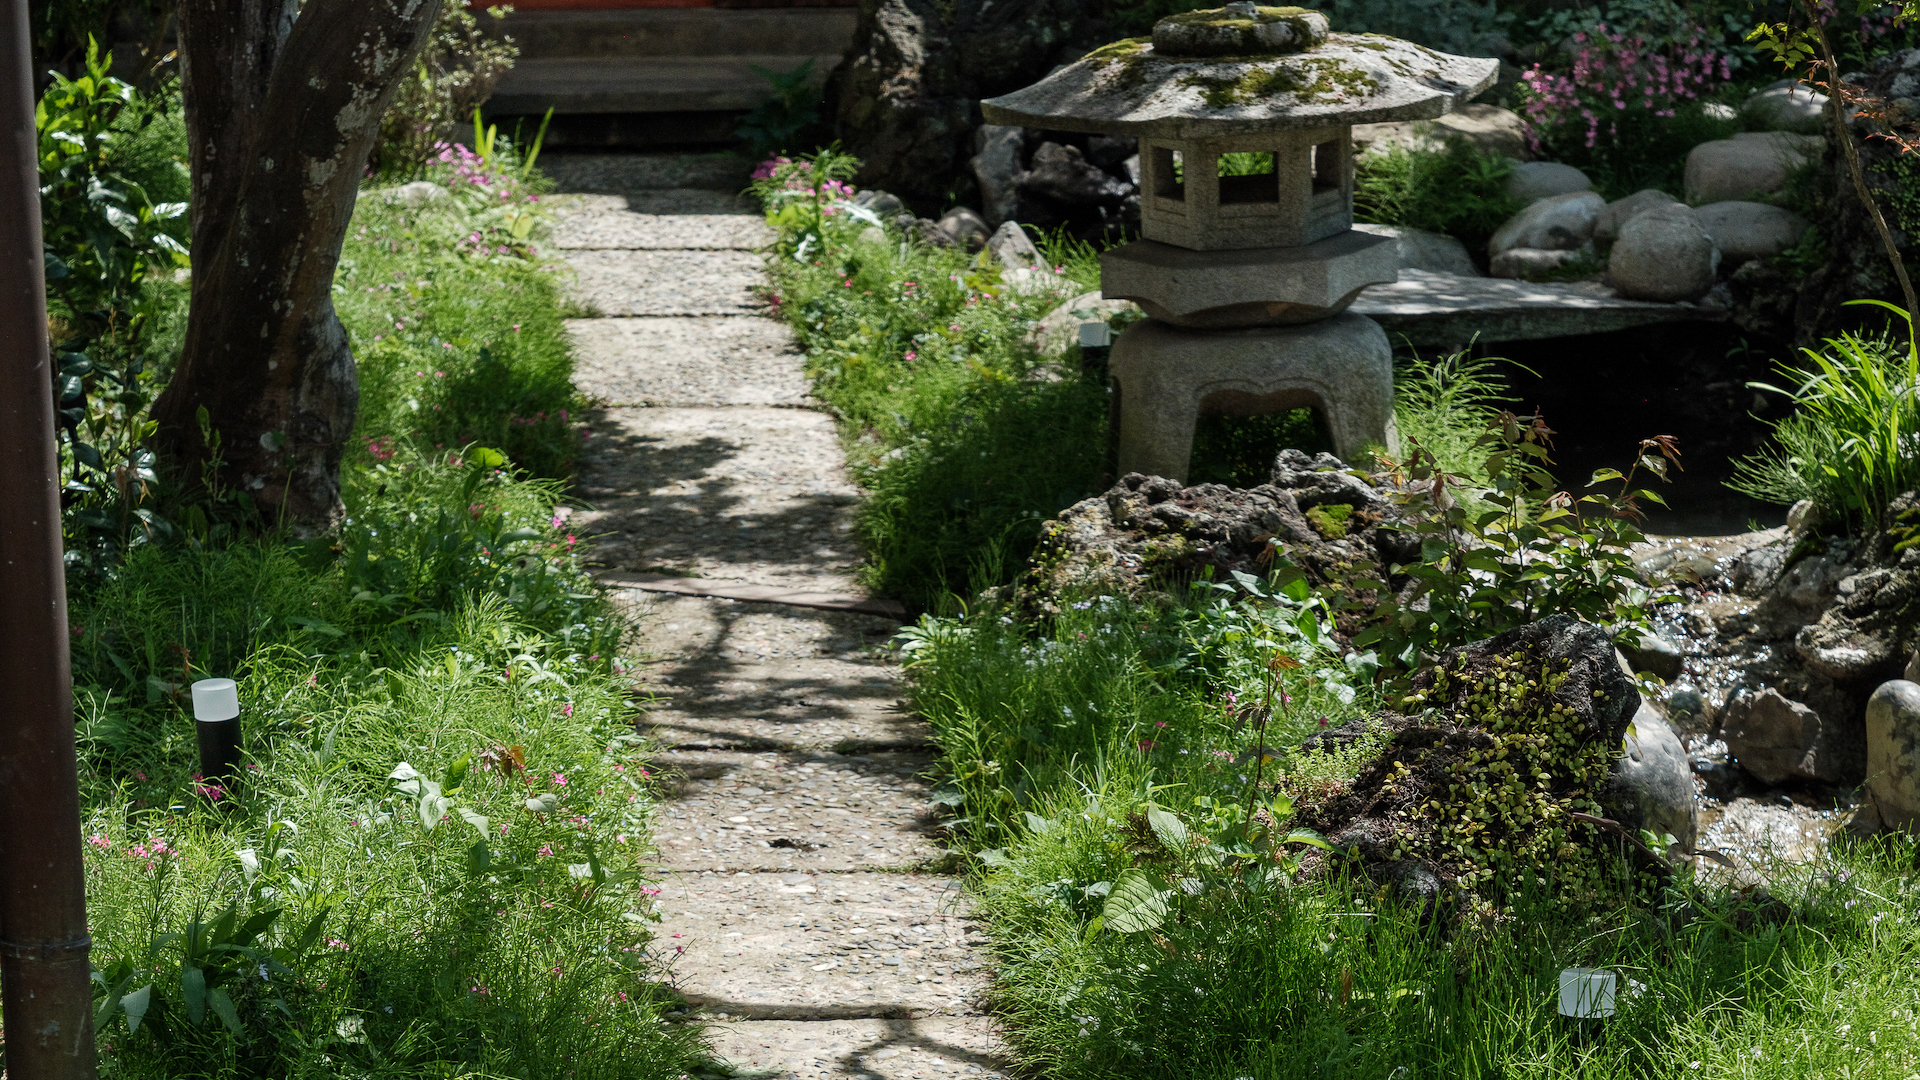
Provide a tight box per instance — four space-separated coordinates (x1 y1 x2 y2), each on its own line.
651 750 943 871
574 407 865 591
491 8 859 62
541 157 756 197
706 1017 1009 1080
489 55 839 116
553 202 772 250
565 249 766 315
654 872 989 1017
569 317 807 407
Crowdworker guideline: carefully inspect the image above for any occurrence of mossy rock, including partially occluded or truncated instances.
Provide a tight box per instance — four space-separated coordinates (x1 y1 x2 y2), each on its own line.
1153 5 1331 58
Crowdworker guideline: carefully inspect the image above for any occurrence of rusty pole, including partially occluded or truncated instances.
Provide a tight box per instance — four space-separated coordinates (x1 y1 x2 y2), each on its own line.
0 0 99 1076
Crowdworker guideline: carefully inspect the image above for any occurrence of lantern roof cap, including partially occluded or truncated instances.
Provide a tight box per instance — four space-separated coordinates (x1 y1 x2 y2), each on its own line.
980 8 1497 140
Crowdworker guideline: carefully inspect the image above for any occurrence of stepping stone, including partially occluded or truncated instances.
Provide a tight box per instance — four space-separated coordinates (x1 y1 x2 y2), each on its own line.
651 750 942 871
574 407 864 591
554 210 771 251
569 316 808 407
655 873 989 1018
564 250 766 316
540 154 755 198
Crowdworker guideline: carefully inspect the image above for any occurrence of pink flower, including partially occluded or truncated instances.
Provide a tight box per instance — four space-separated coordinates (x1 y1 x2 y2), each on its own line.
562 703 574 717
551 772 568 787
87 833 111 850
538 844 555 858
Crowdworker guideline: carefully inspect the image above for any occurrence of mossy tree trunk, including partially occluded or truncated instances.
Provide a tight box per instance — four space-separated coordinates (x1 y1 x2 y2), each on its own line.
150 0 445 529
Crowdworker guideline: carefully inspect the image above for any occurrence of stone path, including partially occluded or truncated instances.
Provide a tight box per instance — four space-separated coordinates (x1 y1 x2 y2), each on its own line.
552 179 1007 1079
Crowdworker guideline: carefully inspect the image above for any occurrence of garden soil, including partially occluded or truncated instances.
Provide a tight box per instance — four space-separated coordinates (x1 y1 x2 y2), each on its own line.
552 160 1009 1080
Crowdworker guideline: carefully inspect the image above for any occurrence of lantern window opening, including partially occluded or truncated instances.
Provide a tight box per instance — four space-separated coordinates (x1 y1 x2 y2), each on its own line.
1152 146 1185 202
1217 150 1279 206
1311 138 1344 196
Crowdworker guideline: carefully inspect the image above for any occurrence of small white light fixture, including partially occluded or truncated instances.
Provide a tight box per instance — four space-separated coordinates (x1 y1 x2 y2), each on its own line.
191 677 243 792
1558 967 1617 1019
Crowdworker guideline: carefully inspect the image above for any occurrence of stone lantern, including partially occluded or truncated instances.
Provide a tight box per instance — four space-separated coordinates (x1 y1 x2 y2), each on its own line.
982 3 1496 480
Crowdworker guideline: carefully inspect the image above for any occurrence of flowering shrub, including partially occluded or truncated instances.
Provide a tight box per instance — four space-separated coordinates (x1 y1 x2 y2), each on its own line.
1520 0 1737 151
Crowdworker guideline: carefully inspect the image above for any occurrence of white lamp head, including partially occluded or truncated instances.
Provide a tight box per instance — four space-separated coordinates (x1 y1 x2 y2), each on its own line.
190 678 240 723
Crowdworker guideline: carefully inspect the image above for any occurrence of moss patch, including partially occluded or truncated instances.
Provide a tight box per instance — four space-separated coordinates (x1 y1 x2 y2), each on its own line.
1178 56 1378 107
1082 36 1156 91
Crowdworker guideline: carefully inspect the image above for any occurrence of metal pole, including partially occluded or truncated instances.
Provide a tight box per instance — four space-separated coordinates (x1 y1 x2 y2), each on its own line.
0 0 99 1074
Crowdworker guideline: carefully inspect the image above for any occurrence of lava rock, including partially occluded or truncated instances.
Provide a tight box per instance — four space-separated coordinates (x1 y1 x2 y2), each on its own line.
970 125 1025 227
1608 204 1719 302
987 220 1043 269
1021 141 1134 206
1720 686 1864 784
851 188 907 218
1865 679 1920 831
1603 704 1699 860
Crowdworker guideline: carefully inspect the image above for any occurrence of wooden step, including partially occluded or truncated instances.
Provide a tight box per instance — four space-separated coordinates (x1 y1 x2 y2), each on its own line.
489 7 859 60
488 54 836 114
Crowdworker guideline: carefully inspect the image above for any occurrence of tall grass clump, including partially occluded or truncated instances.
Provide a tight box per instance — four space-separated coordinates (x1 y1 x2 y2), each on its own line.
1729 302 1920 531
1354 140 1522 260
754 150 1117 611
1391 347 1517 480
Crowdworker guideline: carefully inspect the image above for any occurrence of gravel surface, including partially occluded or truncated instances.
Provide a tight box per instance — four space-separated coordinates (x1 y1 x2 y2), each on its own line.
555 159 1005 1076
571 317 809 407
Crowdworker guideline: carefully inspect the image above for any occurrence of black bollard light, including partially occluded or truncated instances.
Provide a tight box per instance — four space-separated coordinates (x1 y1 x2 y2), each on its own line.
191 678 243 793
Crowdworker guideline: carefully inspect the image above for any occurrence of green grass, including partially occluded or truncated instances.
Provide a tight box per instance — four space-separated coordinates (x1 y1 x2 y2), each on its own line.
63 146 705 1077
904 595 1920 1080
1729 307 1920 532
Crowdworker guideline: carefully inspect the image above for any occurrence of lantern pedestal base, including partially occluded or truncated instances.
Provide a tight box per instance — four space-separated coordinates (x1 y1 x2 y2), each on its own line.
1108 312 1398 483
1099 231 1398 328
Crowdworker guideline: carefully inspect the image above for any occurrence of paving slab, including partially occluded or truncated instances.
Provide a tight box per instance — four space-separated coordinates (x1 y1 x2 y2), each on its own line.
555 211 771 251
1350 267 1723 347
565 250 766 316
656 873 989 1016
574 407 864 591
539 153 756 197
570 316 808 407
707 1017 1008 1080
652 750 943 871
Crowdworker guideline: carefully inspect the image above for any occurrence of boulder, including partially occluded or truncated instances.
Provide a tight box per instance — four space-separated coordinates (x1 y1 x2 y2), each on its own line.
1504 160 1592 203
1910 649 1920 683
1703 101 1738 122
1490 247 1590 280
1692 201 1811 262
1619 628 1685 681
1604 705 1699 860
1595 188 1678 243
1720 686 1864 784
1865 680 1920 830
850 188 907 218
828 0 1113 213
1743 79 1830 134
383 181 449 208
1028 290 1140 356
1684 132 1822 204
1608 204 1719 302
931 206 990 250
1488 190 1605 254
1293 616 1655 904
1021 141 1135 207
987 220 1043 270
1351 103 1531 161
1352 222 1480 275
970 125 1025 227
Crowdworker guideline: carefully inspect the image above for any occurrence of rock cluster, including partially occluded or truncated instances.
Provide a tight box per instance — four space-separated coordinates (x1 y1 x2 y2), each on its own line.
971 125 1140 241
1003 450 1418 619
1291 616 1670 908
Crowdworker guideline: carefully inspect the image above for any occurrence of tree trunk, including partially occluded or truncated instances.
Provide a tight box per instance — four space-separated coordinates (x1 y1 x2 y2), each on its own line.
151 0 445 529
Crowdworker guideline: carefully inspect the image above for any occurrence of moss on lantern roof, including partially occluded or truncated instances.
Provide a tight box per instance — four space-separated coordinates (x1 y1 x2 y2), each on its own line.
1178 55 1378 106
